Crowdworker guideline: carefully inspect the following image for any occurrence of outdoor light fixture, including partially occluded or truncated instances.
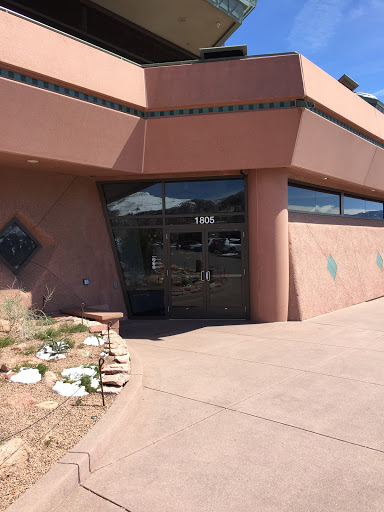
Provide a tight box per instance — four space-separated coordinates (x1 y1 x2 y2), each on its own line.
321 177 328 180
27 159 39 164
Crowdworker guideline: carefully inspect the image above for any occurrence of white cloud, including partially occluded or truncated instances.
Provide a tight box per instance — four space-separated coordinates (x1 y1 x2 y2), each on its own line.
373 88 384 98
288 0 349 51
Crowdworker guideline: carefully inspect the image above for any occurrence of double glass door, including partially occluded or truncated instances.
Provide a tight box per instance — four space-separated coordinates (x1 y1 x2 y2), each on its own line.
168 226 247 318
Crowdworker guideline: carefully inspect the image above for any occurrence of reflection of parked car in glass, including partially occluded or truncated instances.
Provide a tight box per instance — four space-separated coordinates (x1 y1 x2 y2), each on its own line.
208 238 230 254
229 238 241 254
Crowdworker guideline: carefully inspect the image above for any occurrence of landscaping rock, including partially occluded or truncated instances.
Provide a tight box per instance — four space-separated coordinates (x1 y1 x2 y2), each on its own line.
109 345 129 357
42 371 57 388
1 361 14 373
0 319 10 332
36 401 59 410
98 385 121 394
0 438 31 478
102 363 130 375
102 373 130 386
113 354 130 364
4 393 37 409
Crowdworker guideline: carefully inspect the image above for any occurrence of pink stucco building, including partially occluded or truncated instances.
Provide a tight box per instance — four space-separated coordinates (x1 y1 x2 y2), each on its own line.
1 1 384 323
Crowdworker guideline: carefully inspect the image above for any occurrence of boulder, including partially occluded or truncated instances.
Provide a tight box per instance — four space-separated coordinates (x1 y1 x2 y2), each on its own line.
0 438 31 478
4 393 37 409
42 371 57 388
102 373 130 386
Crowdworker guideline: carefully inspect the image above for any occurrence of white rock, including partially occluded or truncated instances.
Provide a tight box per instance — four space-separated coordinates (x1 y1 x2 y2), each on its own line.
53 380 88 397
83 336 104 346
10 368 41 384
61 365 97 381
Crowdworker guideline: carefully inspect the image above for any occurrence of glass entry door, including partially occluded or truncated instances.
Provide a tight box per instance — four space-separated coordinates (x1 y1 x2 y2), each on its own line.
168 227 247 319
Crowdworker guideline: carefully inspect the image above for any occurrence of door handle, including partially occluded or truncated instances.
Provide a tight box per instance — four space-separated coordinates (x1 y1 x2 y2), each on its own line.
201 271 205 281
206 271 211 282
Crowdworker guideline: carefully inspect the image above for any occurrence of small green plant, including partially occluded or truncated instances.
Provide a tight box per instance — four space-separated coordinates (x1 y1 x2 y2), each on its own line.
23 345 36 355
79 374 98 394
0 336 17 349
58 323 88 334
75 397 83 406
38 337 73 357
12 362 49 375
44 438 52 447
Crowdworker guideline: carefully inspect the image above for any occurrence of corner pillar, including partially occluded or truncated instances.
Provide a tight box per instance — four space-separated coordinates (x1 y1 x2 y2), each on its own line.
247 168 289 323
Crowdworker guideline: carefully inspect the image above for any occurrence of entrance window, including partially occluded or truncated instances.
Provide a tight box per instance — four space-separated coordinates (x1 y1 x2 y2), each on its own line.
113 228 164 316
102 178 247 318
165 180 244 214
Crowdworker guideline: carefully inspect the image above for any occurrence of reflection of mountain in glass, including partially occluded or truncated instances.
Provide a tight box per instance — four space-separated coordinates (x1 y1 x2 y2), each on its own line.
108 192 187 216
166 191 245 214
345 209 383 219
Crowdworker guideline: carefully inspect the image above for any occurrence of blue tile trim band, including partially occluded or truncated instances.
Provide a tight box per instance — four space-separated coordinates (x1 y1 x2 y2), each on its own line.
0 67 145 118
309 107 384 150
144 101 295 118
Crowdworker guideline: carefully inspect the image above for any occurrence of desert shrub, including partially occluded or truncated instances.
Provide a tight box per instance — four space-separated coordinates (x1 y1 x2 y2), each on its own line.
0 292 36 340
58 323 88 334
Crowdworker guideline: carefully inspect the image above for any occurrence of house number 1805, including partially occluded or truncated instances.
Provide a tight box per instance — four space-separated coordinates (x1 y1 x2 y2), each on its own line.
195 216 215 224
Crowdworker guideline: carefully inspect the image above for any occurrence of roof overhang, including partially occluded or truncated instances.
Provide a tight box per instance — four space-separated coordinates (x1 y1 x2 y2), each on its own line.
88 0 257 55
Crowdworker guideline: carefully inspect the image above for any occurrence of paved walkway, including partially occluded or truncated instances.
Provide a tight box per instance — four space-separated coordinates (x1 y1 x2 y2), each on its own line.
57 298 384 512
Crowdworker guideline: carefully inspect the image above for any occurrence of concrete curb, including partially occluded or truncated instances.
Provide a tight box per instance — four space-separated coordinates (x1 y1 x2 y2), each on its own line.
6 344 143 512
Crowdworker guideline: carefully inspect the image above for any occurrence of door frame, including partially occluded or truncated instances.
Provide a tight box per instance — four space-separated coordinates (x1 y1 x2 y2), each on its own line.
164 223 249 319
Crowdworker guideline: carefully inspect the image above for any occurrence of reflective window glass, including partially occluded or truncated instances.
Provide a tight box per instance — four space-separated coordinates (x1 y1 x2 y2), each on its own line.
0 220 39 272
113 228 164 316
344 196 383 219
288 186 316 213
165 180 244 214
288 186 340 214
364 200 383 219
315 191 340 215
103 182 162 216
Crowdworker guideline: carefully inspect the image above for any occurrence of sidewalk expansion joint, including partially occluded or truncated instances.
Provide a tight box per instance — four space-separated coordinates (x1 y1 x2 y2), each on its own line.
81 484 132 511
228 408 384 456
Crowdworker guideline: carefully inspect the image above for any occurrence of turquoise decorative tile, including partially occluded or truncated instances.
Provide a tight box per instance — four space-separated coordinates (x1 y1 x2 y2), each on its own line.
327 254 337 280
377 252 383 271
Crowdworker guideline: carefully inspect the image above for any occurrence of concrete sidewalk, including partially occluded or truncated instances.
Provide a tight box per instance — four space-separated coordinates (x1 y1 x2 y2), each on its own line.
56 298 384 511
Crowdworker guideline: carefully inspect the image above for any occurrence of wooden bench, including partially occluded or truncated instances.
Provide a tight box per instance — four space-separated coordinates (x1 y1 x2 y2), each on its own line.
60 307 124 334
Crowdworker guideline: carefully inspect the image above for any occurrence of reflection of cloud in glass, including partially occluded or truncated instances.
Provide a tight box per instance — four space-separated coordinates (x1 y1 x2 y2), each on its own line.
109 193 189 216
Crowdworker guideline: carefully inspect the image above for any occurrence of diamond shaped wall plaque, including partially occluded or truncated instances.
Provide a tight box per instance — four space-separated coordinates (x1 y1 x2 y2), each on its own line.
327 254 337 280
0 218 40 274
377 252 383 271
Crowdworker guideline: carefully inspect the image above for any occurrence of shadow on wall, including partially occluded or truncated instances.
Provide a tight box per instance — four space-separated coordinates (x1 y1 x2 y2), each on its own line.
0 168 127 316
288 213 384 320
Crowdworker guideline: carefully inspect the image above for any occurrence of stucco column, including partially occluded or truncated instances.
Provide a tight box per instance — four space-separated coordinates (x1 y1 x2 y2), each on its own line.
247 168 289 322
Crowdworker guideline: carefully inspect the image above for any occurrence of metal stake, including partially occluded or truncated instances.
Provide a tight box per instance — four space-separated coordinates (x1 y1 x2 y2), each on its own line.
81 302 85 325
107 321 112 356
98 357 105 407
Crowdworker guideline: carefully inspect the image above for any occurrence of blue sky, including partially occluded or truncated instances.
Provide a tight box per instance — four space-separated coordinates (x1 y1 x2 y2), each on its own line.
227 0 384 99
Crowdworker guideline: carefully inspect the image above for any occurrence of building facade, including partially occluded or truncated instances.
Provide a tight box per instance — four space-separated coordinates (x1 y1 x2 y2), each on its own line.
1 1 384 323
